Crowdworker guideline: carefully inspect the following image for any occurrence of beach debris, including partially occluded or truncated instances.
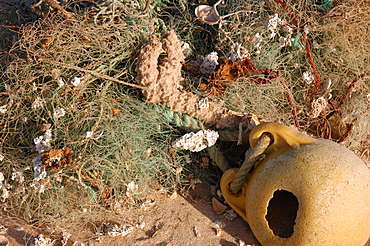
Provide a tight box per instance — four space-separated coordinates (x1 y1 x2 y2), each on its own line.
193 226 201 237
172 130 219 152
31 234 55 246
126 181 138 198
169 190 178 199
33 155 47 180
213 227 222 237
61 232 71 246
265 13 281 38
34 129 52 153
143 147 152 158
111 108 120 114
322 78 332 92
200 58 280 96
195 1 221 25
141 199 156 209
279 34 293 47
216 189 222 198
186 174 202 190
0 105 7 114
0 224 7 233
212 197 227 214
57 78 65 87
303 70 315 84
53 107 66 119
32 97 44 109
197 97 209 109
136 30 267 129
200 52 219 76
195 0 249 25
223 209 238 221
70 77 81 87
213 219 226 229
11 170 25 184
72 242 85 246
107 224 134 237
33 129 53 186
0 172 11 201
238 238 248 246
228 43 250 62
136 221 146 230
85 131 94 138
41 147 73 171
309 96 327 118
0 235 9 246
173 166 183 174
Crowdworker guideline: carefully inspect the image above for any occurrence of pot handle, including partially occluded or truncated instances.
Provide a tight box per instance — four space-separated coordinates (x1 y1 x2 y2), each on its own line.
249 122 316 154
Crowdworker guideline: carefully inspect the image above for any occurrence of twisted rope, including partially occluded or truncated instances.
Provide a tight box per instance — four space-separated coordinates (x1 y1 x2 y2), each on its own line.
162 107 205 131
229 133 271 194
207 145 231 172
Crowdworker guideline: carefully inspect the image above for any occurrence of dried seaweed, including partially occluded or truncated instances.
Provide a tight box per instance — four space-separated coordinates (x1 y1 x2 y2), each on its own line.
200 58 281 97
41 147 73 172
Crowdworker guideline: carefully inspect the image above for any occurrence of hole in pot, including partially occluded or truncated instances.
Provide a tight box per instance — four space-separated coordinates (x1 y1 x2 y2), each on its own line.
265 189 299 238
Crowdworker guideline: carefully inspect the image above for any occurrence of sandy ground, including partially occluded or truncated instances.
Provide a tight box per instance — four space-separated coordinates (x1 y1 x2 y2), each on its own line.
0 183 261 246
1 181 370 245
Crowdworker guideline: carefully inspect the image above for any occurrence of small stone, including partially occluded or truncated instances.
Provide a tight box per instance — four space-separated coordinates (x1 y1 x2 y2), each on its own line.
213 219 226 229
223 209 238 221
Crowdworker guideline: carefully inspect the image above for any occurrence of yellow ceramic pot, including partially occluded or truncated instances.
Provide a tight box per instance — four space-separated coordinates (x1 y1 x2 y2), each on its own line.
221 122 370 246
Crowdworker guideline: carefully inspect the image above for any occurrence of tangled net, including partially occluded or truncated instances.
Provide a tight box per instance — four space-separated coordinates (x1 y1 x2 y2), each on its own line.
0 0 369 236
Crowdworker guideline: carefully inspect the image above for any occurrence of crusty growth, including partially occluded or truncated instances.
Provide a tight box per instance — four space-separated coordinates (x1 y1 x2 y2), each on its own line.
136 30 264 129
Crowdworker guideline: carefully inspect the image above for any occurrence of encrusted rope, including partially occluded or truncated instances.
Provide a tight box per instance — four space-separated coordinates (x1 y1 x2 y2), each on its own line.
161 106 242 142
162 107 205 131
160 107 270 184
229 133 271 194
159 107 243 172
207 145 231 172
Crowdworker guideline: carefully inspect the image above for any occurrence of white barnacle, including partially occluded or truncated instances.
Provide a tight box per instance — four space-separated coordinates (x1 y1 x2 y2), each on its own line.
57 77 65 87
70 77 81 87
303 70 315 84
228 43 250 62
34 129 52 153
0 105 7 114
53 107 66 118
199 52 219 76
32 96 44 109
265 13 281 38
310 97 327 118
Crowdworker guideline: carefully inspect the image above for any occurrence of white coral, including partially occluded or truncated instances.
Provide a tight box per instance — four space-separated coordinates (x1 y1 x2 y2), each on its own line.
108 224 134 237
172 129 219 152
